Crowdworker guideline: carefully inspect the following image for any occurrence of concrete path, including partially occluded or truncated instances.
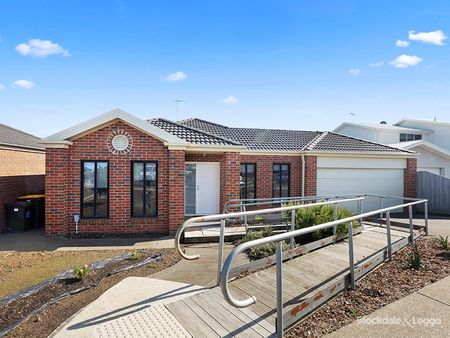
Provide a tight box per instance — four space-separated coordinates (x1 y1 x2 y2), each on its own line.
327 275 450 338
0 228 174 252
152 242 249 286
391 217 450 237
50 277 206 338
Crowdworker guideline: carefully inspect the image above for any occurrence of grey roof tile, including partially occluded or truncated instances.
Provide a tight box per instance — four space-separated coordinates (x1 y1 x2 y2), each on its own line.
0 123 44 150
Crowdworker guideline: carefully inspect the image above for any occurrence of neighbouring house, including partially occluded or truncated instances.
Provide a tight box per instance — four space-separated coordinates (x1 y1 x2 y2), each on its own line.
40 109 417 236
334 119 450 178
0 123 45 233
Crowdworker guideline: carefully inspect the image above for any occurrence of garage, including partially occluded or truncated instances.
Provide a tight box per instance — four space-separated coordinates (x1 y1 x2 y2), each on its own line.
316 156 406 213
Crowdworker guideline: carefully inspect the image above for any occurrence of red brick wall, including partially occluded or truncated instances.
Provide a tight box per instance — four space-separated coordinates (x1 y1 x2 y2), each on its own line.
240 154 303 199
404 158 417 198
304 155 317 196
220 153 241 208
168 150 185 234
0 175 44 233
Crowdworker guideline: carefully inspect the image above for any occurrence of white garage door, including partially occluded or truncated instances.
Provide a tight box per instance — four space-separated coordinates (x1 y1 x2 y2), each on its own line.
316 157 405 213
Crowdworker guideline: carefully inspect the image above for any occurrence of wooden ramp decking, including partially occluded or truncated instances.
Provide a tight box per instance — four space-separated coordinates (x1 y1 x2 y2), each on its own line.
166 225 421 337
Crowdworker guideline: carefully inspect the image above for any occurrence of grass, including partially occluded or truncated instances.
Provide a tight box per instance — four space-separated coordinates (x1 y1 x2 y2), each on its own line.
0 250 130 298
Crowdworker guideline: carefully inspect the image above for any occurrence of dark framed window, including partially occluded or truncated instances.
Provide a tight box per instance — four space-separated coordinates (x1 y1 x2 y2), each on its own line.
400 133 422 142
131 161 158 217
240 163 256 200
273 164 290 198
81 161 109 218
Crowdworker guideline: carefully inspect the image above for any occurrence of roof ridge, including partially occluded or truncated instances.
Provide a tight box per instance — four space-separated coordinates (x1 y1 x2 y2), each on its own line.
149 118 242 146
328 131 415 154
303 131 328 151
179 117 229 129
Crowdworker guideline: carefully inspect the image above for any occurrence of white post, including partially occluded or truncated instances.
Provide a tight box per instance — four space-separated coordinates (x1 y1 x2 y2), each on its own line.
217 219 225 285
348 221 355 289
386 211 392 260
276 241 284 338
290 211 296 249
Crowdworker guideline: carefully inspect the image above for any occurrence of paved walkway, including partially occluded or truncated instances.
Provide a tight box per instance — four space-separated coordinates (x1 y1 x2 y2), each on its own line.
327 275 450 338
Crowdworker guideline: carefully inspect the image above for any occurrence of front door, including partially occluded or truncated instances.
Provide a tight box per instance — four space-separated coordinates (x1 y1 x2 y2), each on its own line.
185 162 220 215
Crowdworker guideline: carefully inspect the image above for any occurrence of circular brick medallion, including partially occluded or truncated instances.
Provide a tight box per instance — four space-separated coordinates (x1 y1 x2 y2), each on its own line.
107 130 133 154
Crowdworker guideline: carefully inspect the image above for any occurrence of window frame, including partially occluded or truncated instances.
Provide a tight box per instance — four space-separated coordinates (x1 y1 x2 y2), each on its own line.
80 160 109 219
272 163 290 198
240 163 257 200
131 160 158 218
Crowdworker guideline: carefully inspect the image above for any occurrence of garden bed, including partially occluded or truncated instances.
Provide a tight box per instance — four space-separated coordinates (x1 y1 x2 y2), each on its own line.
286 237 450 337
0 248 179 338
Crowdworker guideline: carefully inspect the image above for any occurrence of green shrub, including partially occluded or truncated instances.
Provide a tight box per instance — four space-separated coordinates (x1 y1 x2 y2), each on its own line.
237 227 273 245
437 236 450 250
248 242 289 260
254 215 264 224
73 265 90 280
130 250 142 261
408 245 422 269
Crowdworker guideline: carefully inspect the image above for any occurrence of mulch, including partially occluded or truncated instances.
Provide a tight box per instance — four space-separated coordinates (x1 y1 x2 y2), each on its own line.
286 237 450 337
1 248 180 338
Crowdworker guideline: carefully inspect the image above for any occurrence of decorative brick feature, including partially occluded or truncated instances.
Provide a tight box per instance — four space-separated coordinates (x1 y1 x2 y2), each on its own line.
45 148 69 236
304 155 317 196
168 150 185 234
220 152 241 208
240 154 302 199
0 175 44 233
404 158 417 198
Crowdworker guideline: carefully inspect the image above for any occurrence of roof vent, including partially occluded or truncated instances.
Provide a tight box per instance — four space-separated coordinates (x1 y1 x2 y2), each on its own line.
379 121 387 124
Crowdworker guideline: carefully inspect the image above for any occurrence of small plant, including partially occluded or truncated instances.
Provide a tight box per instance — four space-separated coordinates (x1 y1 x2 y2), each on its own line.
73 265 90 280
348 308 360 318
254 215 264 224
248 242 289 260
130 250 142 261
437 236 450 250
408 245 422 269
148 263 157 269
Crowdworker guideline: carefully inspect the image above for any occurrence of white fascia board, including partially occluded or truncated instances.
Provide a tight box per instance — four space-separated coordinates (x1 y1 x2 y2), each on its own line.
240 150 301 156
303 151 418 158
44 108 188 146
332 122 379 132
39 140 74 149
397 140 450 159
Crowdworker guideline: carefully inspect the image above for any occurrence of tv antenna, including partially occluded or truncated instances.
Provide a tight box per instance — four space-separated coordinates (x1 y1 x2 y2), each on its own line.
173 99 186 121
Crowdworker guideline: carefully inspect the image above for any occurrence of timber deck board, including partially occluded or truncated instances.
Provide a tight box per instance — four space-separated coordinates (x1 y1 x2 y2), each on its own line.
167 225 415 337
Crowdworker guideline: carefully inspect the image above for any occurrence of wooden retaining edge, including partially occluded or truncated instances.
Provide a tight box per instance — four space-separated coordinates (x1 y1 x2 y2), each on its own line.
229 226 364 279
282 231 422 330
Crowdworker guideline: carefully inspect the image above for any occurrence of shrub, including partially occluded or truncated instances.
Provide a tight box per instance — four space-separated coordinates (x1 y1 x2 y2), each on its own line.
237 227 273 245
248 242 289 260
130 250 142 261
254 215 264 224
437 236 450 250
408 245 422 269
73 265 90 280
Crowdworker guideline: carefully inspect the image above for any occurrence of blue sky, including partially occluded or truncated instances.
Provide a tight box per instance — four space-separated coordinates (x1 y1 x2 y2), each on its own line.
0 1 449 137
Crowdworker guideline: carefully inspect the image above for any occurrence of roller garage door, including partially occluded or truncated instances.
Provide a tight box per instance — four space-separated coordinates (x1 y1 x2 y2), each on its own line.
316 157 406 213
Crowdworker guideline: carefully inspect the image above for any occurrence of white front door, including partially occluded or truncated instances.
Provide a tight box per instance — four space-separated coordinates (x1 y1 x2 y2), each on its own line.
185 162 220 215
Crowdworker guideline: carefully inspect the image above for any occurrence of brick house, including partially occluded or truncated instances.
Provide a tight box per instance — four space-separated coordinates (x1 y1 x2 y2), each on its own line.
0 123 45 233
41 109 417 236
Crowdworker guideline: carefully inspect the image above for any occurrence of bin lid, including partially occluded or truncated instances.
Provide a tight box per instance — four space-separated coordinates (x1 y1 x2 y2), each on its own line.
17 194 45 199
5 201 32 207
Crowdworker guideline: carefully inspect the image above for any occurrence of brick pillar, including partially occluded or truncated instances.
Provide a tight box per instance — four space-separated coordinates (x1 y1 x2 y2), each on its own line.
168 149 185 234
404 158 417 198
45 148 69 236
220 152 241 209
304 155 317 196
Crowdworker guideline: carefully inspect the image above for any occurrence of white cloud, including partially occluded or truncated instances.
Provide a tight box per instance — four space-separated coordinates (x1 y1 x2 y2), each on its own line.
11 80 36 89
221 95 238 104
164 71 187 82
408 30 447 46
15 39 70 57
348 69 361 76
0 84 5 91
369 61 384 68
396 40 410 47
390 55 422 68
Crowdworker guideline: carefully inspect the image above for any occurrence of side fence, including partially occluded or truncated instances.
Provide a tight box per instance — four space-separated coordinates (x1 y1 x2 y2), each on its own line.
416 171 450 215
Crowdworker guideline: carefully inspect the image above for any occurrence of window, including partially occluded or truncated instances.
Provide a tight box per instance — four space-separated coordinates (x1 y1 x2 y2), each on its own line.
273 164 290 198
240 164 256 200
399 133 422 142
132 161 157 217
81 161 108 218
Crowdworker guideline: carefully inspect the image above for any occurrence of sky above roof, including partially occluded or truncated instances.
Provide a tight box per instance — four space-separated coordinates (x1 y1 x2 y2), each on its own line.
0 1 450 137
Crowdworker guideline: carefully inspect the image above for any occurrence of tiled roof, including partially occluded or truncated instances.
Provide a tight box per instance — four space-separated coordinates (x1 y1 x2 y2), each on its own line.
147 118 240 146
0 123 44 150
179 118 413 154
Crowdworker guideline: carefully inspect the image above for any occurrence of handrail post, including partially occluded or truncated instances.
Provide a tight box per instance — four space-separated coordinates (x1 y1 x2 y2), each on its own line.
217 219 225 285
379 197 384 226
408 205 414 245
347 221 355 289
290 211 296 249
276 241 284 338
424 202 429 236
333 203 337 236
386 211 392 260
357 199 363 226
243 205 248 229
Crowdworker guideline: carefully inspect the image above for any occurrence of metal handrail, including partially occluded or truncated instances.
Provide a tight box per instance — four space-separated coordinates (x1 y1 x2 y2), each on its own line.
220 197 428 337
174 197 363 261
